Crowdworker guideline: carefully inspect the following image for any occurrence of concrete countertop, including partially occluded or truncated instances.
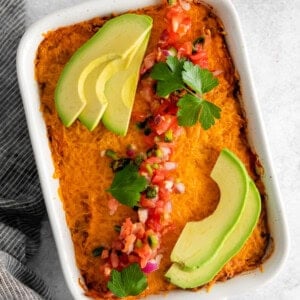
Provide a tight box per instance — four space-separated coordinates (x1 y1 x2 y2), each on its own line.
25 0 300 299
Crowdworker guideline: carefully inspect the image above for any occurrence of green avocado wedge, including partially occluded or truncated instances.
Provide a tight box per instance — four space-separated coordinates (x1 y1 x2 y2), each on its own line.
77 56 117 131
170 149 248 269
165 180 261 289
55 14 153 127
101 32 151 136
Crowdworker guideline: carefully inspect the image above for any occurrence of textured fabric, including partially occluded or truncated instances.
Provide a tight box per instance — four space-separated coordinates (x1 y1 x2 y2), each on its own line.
0 0 51 299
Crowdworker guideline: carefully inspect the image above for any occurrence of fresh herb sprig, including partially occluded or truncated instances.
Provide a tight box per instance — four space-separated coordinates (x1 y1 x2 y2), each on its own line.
107 163 148 207
107 263 148 297
150 56 221 129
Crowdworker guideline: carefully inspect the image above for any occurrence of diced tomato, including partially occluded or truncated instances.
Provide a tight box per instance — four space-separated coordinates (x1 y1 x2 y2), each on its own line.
101 249 109 260
154 200 165 209
110 251 119 268
139 84 154 103
152 168 168 184
177 41 193 57
111 240 123 251
119 253 129 265
120 218 133 239
135 243 153 268
162 30 180 47
166 4 183 21
144 132 156 148
154 206 165 216
166 4 191 37
146 212 162 232
108 197 119 216
177 17 192 37
152 114 177 135
158 186 170 202
128 254 140 264
152 174 165 184
154 100 170 115
154 99 178 116
132 112 149 122
123 234 136 254
140 195 156 209
160 3 192 47
145 156 162 164
172 124 184 138
141 51 157 74
190 46 209 69
132 222 146 239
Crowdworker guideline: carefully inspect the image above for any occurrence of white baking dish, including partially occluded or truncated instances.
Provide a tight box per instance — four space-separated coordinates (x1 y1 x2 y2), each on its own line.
17 0 289 299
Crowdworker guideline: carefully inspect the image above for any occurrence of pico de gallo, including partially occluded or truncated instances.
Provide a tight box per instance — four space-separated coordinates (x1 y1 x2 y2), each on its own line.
96 0 216 296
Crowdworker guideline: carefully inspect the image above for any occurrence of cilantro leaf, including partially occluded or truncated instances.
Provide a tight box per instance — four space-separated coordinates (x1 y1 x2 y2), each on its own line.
177 95 221 129
177 94 202 126
107 263 148 297
107 164 148 207
199 100 221 129
199 68 219 93
182 61 202 94
150 56 221 130
182 60 219 94
150 56 185 97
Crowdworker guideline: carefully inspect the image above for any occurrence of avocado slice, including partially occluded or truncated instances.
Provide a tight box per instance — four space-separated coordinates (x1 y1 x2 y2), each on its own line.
165 180 261 288
77 22 152 131
55 14 153 127
77 56 117 131
170 149 248 269
101 32 151 136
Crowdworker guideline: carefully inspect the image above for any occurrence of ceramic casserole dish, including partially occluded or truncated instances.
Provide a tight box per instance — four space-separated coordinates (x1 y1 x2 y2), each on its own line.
17 0 289 299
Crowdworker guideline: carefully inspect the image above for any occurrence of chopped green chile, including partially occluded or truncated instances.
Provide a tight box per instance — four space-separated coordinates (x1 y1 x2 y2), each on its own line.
114 225 121 232
145 185 158 198
193 36 205 47
144 127 152 136
110 158 131 172
136 119 148 129
105 149 119 160
148 234 159 249
134 154 146 167
92 246 105 257
164 129 173 142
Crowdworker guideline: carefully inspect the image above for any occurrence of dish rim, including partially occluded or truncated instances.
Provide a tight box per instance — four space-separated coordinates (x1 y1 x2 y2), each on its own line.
17 0 289 299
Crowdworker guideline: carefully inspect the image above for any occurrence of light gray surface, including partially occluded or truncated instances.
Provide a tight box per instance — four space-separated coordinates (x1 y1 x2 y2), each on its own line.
25 0 300 299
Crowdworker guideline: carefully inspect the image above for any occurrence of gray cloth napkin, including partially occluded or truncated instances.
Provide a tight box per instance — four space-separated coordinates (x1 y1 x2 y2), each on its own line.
0 0 51 299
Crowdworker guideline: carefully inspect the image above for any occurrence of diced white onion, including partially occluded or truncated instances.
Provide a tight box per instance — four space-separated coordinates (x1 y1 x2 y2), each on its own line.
164 161 177 170
175 182 185 193
164 201 172 213
140 172 151 182
138 208 149 223
164 180 174 191
180 0 191 11
160 146 171 158
155 254 163 265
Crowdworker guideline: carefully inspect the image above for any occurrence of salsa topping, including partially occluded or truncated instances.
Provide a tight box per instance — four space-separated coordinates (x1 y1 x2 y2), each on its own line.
102 1 220 297
150 56 220 129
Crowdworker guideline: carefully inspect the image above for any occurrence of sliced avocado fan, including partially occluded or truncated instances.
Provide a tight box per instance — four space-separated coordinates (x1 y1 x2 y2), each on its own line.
165 179 261 288
170 149 249 269
55 14 152 128
101 32 151 136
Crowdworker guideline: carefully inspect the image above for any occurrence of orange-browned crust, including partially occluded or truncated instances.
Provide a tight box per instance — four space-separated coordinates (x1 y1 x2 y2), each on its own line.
35 1 270 299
